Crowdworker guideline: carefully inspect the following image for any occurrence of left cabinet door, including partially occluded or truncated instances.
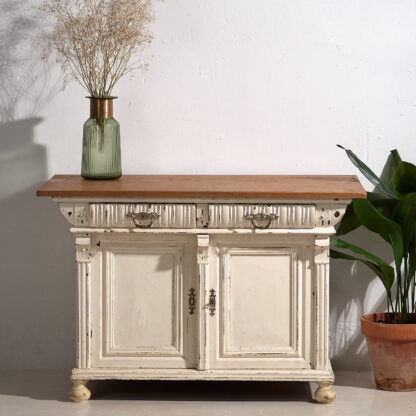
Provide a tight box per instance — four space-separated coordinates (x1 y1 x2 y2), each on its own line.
90 234 197 369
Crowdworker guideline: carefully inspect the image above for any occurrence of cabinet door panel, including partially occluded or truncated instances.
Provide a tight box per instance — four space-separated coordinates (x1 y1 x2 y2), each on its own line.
110 249 178 351
208 235 313 369
226 248 292 352
91 235 196 368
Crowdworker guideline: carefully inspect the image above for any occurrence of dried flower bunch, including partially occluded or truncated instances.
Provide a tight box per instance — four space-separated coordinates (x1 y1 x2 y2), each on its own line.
41 0 155 97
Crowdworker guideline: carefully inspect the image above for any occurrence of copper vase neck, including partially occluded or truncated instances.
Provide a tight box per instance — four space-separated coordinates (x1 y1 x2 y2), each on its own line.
89 97 114 119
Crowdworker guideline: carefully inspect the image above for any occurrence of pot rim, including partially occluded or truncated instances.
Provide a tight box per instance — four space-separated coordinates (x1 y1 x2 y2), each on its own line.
361 313 416 340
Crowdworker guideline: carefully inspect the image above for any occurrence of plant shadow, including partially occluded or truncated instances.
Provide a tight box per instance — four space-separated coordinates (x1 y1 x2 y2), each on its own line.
330 222 394 371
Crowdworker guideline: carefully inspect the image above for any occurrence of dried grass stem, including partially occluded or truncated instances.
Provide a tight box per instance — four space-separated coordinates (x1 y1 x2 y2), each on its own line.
42 0 155 98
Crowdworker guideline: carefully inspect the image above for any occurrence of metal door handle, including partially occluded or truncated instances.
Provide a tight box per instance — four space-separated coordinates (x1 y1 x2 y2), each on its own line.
204 289 216 316
188 288 196 315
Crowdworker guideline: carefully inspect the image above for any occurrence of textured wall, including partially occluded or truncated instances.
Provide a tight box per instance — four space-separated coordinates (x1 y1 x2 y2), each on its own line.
1 0 416 370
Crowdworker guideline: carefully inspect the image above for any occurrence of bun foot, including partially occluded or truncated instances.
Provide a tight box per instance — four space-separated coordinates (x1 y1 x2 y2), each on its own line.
69 379 91 402
314 382 336 404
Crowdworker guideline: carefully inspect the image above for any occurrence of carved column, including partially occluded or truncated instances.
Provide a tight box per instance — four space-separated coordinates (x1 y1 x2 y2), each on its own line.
197 234 209 370
75 235 91 369
313 235 336 403
69 234 93 402
314 236 330 370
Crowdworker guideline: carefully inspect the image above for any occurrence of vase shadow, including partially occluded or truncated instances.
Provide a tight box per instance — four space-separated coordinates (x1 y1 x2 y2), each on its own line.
0 118 76 373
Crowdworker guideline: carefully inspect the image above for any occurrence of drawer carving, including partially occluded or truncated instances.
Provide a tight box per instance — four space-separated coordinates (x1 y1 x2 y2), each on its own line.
89 204 196 228
208 204 316 229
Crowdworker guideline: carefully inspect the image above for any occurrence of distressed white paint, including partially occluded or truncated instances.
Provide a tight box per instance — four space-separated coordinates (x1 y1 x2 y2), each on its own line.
208 236 312 370
56 198 345 403
197 234 210 370
208 204 316 229
90 235 197 369
75 235 91 369
90 203 196 228
71 367 334 382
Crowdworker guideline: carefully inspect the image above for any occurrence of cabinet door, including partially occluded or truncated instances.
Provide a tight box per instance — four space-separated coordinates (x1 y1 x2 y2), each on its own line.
91 235 197 368
208 235 313 369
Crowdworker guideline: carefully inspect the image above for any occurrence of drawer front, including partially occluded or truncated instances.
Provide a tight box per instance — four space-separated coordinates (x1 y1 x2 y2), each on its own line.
90 203 196 228
208 204 315 229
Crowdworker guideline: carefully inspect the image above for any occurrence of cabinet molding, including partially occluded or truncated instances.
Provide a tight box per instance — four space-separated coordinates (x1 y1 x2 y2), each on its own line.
197 234 210 370
75 235 91 369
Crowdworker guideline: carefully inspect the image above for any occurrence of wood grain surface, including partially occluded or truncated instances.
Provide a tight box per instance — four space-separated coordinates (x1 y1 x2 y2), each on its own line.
37 175 366 199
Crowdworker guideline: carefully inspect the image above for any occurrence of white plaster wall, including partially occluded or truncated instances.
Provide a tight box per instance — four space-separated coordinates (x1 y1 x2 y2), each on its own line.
1 0 416 370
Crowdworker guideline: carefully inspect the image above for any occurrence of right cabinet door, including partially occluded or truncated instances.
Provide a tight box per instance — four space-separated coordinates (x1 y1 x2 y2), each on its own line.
208 235 314 369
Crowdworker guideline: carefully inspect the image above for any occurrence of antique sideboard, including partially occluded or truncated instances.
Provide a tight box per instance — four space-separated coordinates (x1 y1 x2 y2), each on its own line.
37 175 366 403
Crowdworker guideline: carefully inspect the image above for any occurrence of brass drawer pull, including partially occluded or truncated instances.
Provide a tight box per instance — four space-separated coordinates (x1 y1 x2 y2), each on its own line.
244 213 278 229
126 211 160 228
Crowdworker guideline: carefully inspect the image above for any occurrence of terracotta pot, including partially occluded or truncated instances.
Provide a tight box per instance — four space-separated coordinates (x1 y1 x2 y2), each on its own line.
361 313 416 391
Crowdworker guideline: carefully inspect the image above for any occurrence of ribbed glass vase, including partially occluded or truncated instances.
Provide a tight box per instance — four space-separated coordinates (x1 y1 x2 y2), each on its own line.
81 97 122 179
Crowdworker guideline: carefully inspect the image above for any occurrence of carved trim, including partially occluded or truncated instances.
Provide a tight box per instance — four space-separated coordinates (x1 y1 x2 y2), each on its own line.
72 366 335 381
197 235 209 264
75 235 91 369
196 204 210 228
197 234 209 370
208 204 315 229
314 237 330 265
314 236 330 370
59 202 89 226
90 203 196 228
58 201 347 230
315 205 346 228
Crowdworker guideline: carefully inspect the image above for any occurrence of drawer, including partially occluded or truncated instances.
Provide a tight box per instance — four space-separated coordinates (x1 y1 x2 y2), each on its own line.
89 203 196 228
208 204 316 229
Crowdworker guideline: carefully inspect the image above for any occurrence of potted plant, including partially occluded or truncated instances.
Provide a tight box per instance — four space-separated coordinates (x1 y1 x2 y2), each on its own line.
42 0 156 179
331 145 416 391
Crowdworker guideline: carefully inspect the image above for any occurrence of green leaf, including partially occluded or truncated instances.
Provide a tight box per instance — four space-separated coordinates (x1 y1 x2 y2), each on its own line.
331 239 395 291
337 145 398 198
336 203 360 236
379 149 401 190
367 191 397 219
392 161 416 196
352 199 403 272
335 192 398 237
393 192 416 255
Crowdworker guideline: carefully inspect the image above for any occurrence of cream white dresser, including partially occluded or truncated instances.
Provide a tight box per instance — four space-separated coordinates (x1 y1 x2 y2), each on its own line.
37 175 365 404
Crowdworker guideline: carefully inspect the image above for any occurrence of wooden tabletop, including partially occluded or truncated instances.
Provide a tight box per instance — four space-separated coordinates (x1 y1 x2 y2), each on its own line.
37 175 366 199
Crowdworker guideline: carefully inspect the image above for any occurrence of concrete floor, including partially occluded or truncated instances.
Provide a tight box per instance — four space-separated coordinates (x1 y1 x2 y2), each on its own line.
0 371 415 416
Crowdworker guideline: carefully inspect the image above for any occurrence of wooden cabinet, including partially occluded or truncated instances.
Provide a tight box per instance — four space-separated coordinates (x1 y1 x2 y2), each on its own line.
37 175 366 404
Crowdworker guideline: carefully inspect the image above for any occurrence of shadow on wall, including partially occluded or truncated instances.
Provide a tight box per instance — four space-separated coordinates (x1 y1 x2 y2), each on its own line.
0 1 75 371
329 226 393 371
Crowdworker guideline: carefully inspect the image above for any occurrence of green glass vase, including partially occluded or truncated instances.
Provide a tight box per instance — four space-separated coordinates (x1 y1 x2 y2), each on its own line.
81 97 122 179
